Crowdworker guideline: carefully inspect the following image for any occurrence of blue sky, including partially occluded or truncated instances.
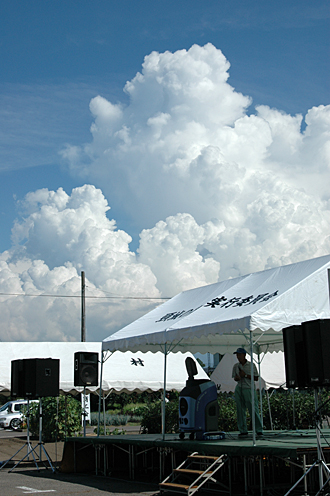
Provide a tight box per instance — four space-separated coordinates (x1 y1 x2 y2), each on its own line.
1 0 329 251
0 1 329 342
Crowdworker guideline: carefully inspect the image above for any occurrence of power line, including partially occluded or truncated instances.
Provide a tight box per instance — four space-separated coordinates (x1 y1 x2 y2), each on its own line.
0 292 171 301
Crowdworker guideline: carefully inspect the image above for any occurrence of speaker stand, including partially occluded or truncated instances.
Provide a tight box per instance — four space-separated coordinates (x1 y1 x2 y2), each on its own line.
0 399 56 473
32 398 56 473
83 386 87 437
284 389 330 496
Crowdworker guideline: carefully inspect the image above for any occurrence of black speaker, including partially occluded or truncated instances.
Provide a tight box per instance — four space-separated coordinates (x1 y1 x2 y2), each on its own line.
302 319 330 387
11 360 24 398
282 325 309 388
74 352 98 386
11 358 60 399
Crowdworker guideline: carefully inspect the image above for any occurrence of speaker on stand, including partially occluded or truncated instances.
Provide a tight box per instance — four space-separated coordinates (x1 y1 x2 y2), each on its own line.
302 319 330 388
0 358 60 473
74 352 99 436
282 319 330 493
282 324 308 389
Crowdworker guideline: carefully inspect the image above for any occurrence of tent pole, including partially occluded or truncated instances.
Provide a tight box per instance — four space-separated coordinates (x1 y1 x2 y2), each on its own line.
103 392 106 435
266 390 274 430
292 389 296 428
257 353 263 423
250 331 256 446
97 351 104 437
162 343 168 441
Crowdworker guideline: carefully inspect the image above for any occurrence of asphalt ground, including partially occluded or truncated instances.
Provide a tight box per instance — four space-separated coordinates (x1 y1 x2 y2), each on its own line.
0 428 159 496
0 469 159 496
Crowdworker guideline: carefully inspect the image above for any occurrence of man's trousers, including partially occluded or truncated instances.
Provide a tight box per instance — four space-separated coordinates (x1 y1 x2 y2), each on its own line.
234 385 263 434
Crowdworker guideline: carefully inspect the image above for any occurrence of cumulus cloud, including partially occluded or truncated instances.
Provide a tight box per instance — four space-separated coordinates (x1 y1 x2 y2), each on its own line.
138 213 220 296
1 184 221 341
1 185 161 341
1 43 329 342
62 43 329 272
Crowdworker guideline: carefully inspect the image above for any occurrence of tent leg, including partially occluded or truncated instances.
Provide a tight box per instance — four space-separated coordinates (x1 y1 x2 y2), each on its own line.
259 455 264 496
161 343 168 440
257 353 263 423
250 331 256 446
97 351 104 437
266 390 274 430
244 456 248 495
292 389 296 429
103 392 106 435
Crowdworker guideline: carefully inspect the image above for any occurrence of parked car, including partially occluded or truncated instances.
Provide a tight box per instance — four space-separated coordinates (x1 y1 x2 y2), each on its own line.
0 399 38 431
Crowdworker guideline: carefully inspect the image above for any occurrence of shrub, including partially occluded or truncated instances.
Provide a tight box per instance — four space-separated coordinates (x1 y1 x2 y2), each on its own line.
106 409 121 415
123 402 146 416
140 399 179 434
216 388 330 432
29 396 82 441
90 412 112 426
90 412 129 426
113 414 129 426
217 393 237 432
88 388 330 436
262 388 330 430
104 391 162 412
129 415 143 423
94 426 126 435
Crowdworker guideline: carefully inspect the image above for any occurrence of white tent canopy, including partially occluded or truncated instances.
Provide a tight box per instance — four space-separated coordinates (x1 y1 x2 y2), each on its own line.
210 352 286 393
258 351 286 390
100 350 208 393
102 255 330 355
0 342 208 396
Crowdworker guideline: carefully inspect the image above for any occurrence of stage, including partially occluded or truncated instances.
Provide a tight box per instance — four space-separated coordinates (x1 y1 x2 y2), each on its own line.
60 429 330 495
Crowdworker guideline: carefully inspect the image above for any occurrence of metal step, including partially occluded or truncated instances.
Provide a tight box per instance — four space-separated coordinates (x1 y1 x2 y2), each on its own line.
160 452 228 496
174 468 212 476
160 482 198 490
188 454 219 461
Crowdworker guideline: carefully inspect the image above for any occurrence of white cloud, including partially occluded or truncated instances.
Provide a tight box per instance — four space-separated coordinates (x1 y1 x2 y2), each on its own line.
1 185 161 341
61 43 254 227
1 43 329 341
138 213 220 296
62 44 329 241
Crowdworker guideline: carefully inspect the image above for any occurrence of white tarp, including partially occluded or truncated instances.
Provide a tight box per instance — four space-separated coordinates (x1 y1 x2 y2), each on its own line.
210 352 286 392
0 342 208 395
102 255 330 354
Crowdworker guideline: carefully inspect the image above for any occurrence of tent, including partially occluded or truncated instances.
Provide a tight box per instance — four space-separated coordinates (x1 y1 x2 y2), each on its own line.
210 352 286 392
0 342 208 396
102 255 330 355
101 255 330 439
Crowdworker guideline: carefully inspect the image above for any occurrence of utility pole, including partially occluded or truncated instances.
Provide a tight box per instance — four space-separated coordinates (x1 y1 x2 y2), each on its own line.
81 271 87 436
81 271 86 342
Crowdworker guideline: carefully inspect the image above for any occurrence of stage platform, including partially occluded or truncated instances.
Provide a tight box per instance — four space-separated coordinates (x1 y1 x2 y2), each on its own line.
60 429 330 495
64 428 330 459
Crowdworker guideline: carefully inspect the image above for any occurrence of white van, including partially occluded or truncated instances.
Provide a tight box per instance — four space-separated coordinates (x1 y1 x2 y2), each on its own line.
0 399 38 430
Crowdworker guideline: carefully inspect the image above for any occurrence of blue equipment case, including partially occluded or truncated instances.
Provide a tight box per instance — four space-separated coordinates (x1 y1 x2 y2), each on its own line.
179 357 219 440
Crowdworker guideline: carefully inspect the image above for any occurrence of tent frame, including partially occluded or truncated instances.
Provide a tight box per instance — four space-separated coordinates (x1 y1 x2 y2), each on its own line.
100 256 330 444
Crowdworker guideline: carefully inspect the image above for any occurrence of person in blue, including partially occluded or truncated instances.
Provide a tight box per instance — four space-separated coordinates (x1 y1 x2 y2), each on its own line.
232 347 264 438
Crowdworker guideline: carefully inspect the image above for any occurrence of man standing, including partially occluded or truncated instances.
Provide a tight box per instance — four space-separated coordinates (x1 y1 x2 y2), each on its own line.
232 347 264 438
